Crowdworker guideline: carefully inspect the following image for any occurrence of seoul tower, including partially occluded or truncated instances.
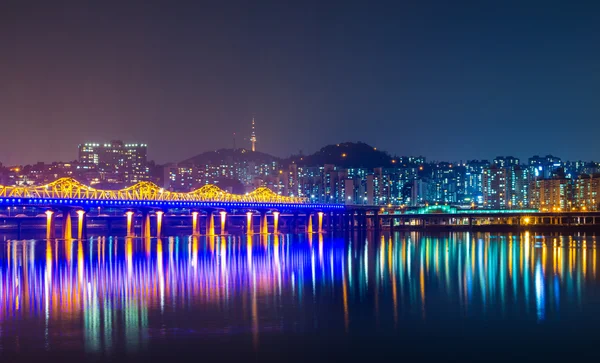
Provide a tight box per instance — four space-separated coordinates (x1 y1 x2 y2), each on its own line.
250 118 257 152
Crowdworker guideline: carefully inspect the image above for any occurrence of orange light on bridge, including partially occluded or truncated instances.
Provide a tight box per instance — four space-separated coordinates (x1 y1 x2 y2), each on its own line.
220 211 227 235
273 211 280 234
126 211 134 237
45 210 54 239
192 211 199 235
156 211 164 237
318 212 324 233
76 210 85 239
246 212 254 234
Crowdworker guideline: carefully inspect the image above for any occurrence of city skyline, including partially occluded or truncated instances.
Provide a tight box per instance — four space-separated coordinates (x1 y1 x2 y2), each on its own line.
2 138 600 212
2 1 600 165
2 133 599 167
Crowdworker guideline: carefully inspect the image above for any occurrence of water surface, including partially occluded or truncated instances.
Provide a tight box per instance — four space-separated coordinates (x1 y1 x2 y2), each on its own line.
1 231 599 361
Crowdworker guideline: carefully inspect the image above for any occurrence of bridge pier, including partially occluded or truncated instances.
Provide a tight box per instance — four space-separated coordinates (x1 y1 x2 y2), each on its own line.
192 211 200 235
307 213 314 234
292 212 299 234
141 210 151 238
318 211 324 233
61 208 73 240
246 211 254 234
374 211 381 232
273 211 279 234
126 211 134 237
260 211 268 234
207 211 215 236
76 210 87 240
219 211 227 235
359 211 366 230
156 210 164 238
45 210 56 239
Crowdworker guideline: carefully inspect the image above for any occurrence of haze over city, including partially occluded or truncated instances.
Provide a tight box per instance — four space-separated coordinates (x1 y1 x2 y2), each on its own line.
2 0 600 165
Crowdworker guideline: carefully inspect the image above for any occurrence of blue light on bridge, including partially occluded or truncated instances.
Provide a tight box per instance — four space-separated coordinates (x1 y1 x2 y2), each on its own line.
0 197 345 210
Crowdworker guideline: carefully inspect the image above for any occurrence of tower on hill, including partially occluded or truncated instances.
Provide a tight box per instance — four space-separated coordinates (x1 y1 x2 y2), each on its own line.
250 118 257 152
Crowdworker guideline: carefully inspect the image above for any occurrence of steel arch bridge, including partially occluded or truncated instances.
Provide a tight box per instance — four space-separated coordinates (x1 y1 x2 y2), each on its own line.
0 177 306 203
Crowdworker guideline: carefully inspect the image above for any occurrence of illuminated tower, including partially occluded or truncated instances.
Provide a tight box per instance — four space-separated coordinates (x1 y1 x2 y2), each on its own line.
250 118 257 152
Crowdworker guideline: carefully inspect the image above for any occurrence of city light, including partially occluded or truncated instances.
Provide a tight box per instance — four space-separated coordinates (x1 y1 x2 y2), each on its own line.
2 141 600 210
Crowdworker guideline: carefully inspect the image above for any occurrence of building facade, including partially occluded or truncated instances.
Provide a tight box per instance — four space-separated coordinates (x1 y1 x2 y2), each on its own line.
78 141 149 184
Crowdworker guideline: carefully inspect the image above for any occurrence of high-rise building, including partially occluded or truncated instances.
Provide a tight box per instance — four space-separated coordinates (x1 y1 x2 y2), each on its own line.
163 163 197 192
483 161 530 209
509 166 529 208
529 155 562 179
123 143 149 183
493 156 520 168
465 160 490 205
78 141 148 184
574 175 600 211
529 178 571 211
482 165 508 209
411 179 429 206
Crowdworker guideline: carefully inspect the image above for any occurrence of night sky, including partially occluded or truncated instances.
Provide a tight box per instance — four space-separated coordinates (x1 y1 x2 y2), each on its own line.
1 0 599 165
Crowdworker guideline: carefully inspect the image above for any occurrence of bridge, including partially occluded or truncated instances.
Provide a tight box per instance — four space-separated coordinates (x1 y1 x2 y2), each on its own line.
3 178 600 239
0 178 344 239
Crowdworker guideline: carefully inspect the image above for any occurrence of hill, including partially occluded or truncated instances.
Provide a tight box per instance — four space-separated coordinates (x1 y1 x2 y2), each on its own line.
180 148 280 165
286 142 397 168
180 142 399 169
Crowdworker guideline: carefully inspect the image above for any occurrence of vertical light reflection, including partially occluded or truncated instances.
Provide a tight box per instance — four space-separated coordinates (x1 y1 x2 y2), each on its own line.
274 234 281 297
342 259 349 332
420 245 426 319
391 237 398 326
594 239 597 280
379 235 385 283
208 212 215 236
44 240 52 350
523 232 531 307
319 233 324 267
157 238 164 313
364 239 369 289
247 234 253 270
535 257 545 322
192 235 199 270
126 237 133 277
583 240 587 279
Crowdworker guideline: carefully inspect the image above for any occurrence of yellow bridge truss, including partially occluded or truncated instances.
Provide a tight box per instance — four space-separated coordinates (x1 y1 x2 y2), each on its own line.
0 178 307 204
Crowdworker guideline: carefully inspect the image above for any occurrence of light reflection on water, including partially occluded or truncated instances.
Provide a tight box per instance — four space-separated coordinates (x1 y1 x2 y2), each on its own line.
0 231 598 357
